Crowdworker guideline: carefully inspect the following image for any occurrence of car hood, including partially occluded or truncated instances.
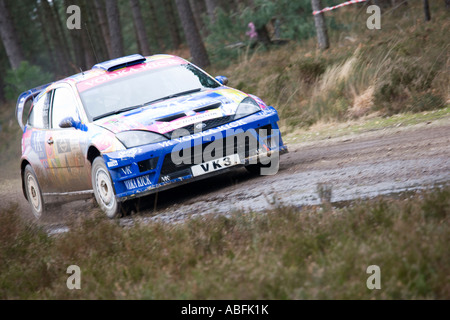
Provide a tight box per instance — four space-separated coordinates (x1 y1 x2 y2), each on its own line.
93 87 253 135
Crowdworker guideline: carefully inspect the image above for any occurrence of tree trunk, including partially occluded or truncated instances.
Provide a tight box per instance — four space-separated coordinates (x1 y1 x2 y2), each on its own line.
175 0 210 68
311 0 329 51
189 0 207 35
52 0 73 65
205 0 218 24
0 0 25 69
85 0 109 63
81 28 96 69
41 0 71 76
64 0 86 72
423 0 431 21
105 0 124 58
148 0 165 51
37 2 58 72
129 0 151 56
93 0 112 59
164 0 182 49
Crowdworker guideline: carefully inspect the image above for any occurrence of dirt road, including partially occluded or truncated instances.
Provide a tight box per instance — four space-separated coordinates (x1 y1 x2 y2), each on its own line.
1 120 449 230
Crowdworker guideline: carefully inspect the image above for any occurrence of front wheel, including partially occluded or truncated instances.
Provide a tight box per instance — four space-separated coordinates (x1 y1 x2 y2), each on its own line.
24 165 45 219
91 157 122 219
245 153 280 176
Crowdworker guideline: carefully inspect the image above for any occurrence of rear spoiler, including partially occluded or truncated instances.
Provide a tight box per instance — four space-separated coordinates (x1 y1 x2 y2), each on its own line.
15 83 52 131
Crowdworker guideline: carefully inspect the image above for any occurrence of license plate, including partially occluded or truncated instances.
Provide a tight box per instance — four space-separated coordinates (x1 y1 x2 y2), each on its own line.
191 154 241 177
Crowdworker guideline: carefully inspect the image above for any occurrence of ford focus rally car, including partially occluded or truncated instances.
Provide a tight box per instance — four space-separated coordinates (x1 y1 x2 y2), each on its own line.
16 54 288 219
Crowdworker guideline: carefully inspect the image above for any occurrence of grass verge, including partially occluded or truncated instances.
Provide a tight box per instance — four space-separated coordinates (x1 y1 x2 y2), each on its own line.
1 187 448 299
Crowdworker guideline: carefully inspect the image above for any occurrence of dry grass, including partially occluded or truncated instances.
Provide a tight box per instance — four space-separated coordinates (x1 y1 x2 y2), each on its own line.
207 1 449 133
0 187 449 299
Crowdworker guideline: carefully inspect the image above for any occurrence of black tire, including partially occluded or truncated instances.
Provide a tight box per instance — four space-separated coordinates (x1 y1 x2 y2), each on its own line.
24 165 45 219
91 157 122 219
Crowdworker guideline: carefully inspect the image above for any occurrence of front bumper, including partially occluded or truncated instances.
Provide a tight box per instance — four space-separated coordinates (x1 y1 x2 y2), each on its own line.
103 108 288 202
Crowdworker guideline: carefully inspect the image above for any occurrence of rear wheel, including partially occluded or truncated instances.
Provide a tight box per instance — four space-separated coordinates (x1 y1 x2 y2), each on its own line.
91 157 122 219
24 165 45 219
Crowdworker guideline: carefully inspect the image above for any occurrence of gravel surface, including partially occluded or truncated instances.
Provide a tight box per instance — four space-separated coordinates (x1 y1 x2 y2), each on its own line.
1 120 449 233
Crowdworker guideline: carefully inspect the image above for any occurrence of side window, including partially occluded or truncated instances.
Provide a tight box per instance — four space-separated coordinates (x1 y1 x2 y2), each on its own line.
51 87 79 129
28 93 50 129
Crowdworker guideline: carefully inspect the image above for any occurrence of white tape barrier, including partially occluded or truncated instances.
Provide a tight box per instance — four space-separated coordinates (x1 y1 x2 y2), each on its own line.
313 0 368 15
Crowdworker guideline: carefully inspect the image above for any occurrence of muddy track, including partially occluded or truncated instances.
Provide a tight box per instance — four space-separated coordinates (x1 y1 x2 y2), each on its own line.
1 121 449 230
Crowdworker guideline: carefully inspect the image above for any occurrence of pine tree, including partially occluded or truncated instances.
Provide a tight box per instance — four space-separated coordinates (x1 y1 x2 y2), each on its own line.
130 0 151 55
93 0 112 59
105 0 124 58
0 0 24 69
311 0 329 50
164 0 182 49
175 0 210 68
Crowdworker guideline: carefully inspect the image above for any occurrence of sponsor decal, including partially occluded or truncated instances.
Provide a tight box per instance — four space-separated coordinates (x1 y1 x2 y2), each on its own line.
46 141 56 159
107 160 118 168
124 175 152 190
195 123 207 130
31 131 47 160
118 147 143 159
56 138 72 154
120 166 133 176
213 89 248 103
160 175 171 182
91 132 123 153
41 159 49 169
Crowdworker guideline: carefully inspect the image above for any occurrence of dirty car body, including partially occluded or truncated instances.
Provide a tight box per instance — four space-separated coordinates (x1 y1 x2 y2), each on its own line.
16 54 287 218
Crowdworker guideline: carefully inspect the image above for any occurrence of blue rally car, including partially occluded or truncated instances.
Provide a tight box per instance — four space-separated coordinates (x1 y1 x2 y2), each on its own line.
16 54 288 219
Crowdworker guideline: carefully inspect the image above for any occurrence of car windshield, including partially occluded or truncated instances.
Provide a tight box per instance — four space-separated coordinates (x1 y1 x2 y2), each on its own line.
77 63 220 121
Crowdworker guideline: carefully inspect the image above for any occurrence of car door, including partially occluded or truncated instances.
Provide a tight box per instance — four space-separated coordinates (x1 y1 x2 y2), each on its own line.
45 85 90 192
24 91 53 193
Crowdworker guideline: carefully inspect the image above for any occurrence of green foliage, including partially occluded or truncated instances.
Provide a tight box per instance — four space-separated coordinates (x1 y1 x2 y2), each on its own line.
374 60 441 115
421 187 449 221
410 93 446 113
205 0 318 66
4 61 53 101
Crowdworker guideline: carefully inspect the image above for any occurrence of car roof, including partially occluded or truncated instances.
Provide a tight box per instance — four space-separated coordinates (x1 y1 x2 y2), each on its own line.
57 54 187 87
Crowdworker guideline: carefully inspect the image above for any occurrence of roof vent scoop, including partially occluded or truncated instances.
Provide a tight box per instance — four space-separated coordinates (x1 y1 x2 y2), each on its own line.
92 54 146 72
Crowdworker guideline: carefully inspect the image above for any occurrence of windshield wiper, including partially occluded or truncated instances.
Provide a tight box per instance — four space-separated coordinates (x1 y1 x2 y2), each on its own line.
93 104 143 121
143 88 202 106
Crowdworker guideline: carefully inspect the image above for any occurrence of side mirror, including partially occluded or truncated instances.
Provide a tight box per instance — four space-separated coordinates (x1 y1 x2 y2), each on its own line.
59 117 87 131
215 76 229 86
59 117 75 128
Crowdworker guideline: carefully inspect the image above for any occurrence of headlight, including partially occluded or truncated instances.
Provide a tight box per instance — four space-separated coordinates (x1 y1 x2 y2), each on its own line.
116 131 167 148
234 97 261 120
